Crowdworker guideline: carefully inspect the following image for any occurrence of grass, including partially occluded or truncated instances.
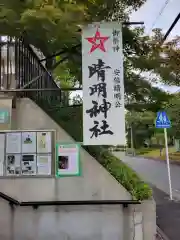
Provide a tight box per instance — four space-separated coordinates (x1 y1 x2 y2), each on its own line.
136 147 180 161
169 152 180 161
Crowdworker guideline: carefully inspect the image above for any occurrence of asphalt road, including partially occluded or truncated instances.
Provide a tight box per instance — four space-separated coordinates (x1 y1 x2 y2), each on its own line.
113 152 180 200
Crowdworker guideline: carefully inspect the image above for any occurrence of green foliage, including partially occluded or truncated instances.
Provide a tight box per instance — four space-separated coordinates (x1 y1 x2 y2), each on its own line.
0 0 172 111
54 26 171 111
166 94 180 138
99 151 152 200
126 111 155 125
53 59 75 88
122 28 171 111
0 0 145 54
126 106 175 147
126 111 156 148
0 0 85 54
131 28 180 86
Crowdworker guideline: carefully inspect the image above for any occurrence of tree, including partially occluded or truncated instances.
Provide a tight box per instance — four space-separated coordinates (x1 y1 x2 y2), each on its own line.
0 0 145 55
131 28 180 86
52 27 171 112
166 93 180 138
126 111 155 148
0 0 172 111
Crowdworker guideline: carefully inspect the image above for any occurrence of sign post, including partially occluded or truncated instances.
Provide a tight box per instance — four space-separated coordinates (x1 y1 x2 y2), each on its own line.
155 111 172 200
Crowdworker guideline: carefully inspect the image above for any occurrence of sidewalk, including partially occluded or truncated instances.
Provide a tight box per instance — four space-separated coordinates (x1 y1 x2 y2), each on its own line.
152 186 180 240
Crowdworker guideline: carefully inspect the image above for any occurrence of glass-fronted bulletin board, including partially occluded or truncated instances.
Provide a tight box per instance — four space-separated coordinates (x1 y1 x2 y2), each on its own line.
0 130 55 177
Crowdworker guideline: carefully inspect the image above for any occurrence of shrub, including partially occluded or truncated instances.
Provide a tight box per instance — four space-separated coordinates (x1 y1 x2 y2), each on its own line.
99 150 152 200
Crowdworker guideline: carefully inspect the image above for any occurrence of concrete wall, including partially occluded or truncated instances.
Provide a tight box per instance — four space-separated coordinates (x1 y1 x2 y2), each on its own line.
0 198 130 240
0 98 156 240
6 97 131 202
0 198 156 240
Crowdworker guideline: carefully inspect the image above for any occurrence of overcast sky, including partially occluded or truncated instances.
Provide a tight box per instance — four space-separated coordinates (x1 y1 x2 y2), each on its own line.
130 0 180 36
130 0 180 93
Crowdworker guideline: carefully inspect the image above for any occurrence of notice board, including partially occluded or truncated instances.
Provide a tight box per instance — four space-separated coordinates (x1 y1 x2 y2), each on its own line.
0 130 55 177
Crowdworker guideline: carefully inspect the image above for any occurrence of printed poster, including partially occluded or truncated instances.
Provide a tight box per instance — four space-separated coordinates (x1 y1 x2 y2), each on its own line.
37 155 52 175
37 132 51 153
82 22 125 145
6 154 21 175
21 154 36 175
56 143 80 177
6 132 21 153
22 131 36 153
0 110 9 124
0 134 5 176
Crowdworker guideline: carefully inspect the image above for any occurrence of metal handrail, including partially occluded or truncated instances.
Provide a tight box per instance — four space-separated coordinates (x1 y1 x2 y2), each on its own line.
12 38 63 105
0 192 19 206
0 192 140 209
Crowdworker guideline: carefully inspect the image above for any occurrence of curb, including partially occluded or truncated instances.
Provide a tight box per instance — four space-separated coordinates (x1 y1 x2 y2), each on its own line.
157 226 170 240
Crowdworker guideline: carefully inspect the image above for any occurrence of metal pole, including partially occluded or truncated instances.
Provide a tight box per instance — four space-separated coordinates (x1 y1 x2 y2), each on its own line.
131 125 134 156
123 21 144 25
164 128 173 200
0 88 82 92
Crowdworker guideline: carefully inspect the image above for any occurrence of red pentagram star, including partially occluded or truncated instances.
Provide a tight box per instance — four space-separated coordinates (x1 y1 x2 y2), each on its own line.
85 28 109 53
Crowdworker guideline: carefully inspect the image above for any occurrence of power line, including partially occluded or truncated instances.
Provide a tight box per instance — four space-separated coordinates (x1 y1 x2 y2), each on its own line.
149 0 171 33
163 13 180 42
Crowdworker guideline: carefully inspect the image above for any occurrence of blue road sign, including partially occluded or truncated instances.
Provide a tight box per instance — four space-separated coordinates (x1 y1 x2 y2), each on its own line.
155 111 171 128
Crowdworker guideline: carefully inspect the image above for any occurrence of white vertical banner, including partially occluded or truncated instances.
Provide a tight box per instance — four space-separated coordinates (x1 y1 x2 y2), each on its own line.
82 22 125 145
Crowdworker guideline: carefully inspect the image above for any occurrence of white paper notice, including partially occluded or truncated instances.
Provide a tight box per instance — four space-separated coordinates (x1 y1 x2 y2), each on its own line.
6 132 21 153
37 132 51 153
22 132 36 153
21 154 37 175
57 144 79 176
0 134 5 176
6 154 21 175
37 155 51 175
